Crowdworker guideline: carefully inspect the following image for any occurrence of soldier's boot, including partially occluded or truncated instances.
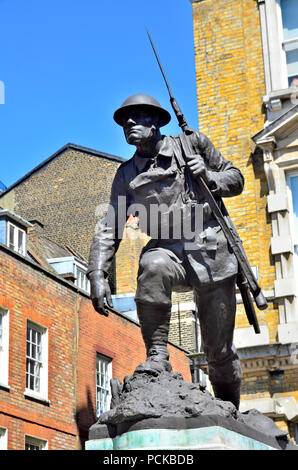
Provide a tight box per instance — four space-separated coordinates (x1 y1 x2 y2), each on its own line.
211 380 241 410
134 302 172 375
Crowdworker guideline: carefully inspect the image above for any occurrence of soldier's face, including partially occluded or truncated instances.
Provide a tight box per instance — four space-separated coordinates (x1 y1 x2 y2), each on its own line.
122 109 159 146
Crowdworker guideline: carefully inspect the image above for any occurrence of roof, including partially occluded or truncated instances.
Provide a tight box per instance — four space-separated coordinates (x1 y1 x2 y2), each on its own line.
0 143 125 196
26 221 87 274
0 209 33 228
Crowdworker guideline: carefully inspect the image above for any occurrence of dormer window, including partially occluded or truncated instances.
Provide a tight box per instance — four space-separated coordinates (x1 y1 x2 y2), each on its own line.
47 256 90 294
7 222 26 256
0 210 31 257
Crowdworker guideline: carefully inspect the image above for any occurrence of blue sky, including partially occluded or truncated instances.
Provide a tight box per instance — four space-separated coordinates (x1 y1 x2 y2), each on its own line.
0 0 198 188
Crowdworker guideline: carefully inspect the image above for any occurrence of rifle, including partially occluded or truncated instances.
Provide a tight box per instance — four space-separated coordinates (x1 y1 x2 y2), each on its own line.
147 30 267 334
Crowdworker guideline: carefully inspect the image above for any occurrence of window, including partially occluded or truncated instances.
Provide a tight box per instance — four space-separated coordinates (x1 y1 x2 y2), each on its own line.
0 307 9 388
74 263 90 293
259 0 298 95
7 221 26 255
96 354 112 416
47 257 90 294
25 322 48 400
25 435 47 450
287 173 298 277
280 0 298 86
0 428 8 450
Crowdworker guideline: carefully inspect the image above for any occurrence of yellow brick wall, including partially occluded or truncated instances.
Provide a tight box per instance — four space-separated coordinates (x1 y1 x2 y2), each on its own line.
192 0 277 340
241 368 298 437
115 216 149 293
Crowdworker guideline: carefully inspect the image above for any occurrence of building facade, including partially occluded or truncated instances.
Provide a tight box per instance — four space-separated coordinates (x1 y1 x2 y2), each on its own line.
0 144 124 289
0 224 78 450
190 0 298 440
0 209 191 450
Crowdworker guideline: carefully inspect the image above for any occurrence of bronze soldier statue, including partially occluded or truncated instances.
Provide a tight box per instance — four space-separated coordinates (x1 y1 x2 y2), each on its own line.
87 94 244 409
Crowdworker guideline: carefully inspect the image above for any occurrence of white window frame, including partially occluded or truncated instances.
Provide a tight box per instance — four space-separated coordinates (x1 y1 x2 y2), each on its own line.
0 307 9 389
24 435 48 450
276 0 291 89
96 354 112 417
277 0 298 88
258 0 298 93
25 321 48 402
0 427 8 450
47 256 90 293
74 261 90 294
286 171 298 282
6 221 26 256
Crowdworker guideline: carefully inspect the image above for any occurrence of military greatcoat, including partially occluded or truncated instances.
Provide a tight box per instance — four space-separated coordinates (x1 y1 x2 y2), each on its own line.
87 130 244 294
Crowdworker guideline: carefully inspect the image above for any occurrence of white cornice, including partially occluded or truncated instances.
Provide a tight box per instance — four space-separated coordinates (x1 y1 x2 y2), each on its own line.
189 342 298 373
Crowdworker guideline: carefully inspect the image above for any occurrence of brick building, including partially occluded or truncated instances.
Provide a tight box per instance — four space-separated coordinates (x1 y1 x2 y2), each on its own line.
190 0 298 440
0 144 124 289
0 209 191 450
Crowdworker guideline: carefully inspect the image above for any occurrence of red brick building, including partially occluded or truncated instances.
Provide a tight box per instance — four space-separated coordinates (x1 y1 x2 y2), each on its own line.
0 209 191 450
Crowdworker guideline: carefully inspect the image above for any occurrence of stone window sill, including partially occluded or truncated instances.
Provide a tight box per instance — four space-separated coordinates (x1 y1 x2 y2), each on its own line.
0 382 10 391
24 390 50 405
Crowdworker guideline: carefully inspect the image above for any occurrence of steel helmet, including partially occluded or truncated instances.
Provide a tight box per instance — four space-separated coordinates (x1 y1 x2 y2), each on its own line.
113 93 171 127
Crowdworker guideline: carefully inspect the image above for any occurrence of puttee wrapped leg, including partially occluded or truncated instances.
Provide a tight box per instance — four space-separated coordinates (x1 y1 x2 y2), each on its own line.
134 248 187 374
196 276 242 409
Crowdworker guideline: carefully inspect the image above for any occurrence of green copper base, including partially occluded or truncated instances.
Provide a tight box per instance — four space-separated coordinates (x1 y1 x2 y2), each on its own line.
85 426 276 450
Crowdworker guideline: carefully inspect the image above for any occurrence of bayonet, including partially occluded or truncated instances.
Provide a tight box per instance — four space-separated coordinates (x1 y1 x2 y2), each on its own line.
147 29 190 133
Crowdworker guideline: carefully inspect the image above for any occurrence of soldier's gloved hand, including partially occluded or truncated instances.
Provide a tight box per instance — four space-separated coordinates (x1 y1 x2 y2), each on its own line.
88 270 113 316
185 154 214 187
